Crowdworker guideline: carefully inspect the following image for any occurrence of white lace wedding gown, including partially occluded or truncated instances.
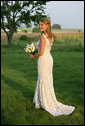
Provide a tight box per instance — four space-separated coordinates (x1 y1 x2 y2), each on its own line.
33 33 75 117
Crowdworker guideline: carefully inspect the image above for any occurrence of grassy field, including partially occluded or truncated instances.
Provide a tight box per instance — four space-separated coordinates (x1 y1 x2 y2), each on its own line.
1 31 84 125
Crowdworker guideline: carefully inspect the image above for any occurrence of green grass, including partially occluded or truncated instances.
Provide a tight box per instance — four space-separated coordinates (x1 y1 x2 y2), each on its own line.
1 37 84 125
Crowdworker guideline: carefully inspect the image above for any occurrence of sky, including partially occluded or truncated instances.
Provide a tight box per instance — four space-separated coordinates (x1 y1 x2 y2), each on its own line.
45 1 84 29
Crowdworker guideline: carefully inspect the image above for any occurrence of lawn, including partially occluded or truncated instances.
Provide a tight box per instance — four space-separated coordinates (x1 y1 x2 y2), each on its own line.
1 34 84 125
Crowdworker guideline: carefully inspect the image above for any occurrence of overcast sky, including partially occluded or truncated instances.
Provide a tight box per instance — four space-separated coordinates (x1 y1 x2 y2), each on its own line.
45 1 84 29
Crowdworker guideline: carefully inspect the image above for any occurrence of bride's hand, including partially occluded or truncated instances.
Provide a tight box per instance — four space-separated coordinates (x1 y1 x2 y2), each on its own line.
30 54 35 59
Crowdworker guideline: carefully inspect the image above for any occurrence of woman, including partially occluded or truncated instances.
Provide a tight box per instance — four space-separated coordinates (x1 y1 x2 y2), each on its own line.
30 18 75 117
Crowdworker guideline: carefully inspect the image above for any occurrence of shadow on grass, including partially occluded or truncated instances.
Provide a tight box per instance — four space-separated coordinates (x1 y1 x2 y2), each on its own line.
1 113 9 125
2 74 34 102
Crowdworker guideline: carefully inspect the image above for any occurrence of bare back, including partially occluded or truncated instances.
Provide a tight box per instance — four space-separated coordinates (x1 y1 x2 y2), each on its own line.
44 33 54 46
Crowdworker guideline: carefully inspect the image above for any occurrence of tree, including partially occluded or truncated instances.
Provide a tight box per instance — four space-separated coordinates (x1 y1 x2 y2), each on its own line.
26 24 32 28
52 24 61 29
1 1 48 45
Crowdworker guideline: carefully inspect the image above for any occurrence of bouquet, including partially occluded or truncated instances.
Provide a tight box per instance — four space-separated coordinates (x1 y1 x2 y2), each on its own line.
24 42 38 61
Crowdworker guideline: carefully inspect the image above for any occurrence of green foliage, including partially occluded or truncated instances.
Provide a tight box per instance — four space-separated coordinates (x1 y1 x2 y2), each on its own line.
78 29 81 32
52 24 61 29
1 1 48 44
32 27 40 33
51 39 84 53
19 35 28 41
26 24 32 28
1 1 47 30
22 30 28 33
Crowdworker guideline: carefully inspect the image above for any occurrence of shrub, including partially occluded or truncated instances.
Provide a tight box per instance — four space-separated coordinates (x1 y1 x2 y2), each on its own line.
19 35 28 41
32 27 40 33
78 29 81 32
52 24 61 29
23 30 28 33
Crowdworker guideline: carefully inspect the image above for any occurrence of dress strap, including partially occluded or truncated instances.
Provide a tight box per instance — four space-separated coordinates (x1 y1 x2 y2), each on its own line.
42 33 47 38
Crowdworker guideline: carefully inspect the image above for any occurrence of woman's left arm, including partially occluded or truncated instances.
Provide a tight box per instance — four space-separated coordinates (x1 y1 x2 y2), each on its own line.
30 35 46 59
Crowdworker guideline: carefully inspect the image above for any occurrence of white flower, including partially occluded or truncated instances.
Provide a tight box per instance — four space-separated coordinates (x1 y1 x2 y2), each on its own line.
30 43 34 46
29 45 32 50
26 44 29 48
34 42 38 49
25 48 30 52
31 46 35 52
24 41 38 54
28 49 31 53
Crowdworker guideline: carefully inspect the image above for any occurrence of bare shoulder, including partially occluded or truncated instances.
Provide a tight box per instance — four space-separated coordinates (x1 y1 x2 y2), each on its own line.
40 35 46 41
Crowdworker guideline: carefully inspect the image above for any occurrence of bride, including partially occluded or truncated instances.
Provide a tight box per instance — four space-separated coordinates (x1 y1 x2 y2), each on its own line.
30 18 75 117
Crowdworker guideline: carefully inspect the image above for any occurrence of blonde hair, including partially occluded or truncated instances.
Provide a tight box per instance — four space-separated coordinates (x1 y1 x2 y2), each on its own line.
40 18 53 38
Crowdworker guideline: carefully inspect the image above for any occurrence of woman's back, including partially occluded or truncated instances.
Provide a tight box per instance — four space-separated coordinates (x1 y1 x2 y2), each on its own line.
37 34 53 54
